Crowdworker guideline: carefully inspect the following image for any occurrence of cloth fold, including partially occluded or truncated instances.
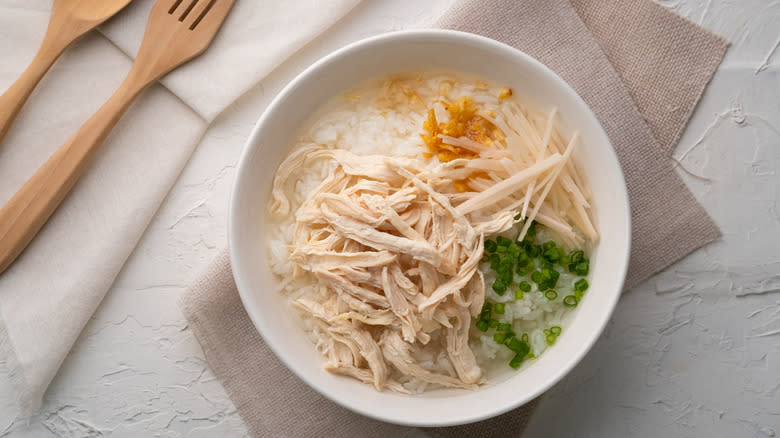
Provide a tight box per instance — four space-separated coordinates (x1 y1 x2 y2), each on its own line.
0 18 207 415
0 0 361 418
98 0 363 122
179 0 728 437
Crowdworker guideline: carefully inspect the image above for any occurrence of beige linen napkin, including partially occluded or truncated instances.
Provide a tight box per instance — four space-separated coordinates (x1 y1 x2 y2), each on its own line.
98 0 363 121
180 0 729 436
0 4 207 416
0 0 362 418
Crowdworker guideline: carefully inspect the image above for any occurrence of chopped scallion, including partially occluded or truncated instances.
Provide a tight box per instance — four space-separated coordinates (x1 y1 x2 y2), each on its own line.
506 337 530 356
479 303 492 321
563 295 578 307
574 261 589 276
479 223 589 368
492 280 507 295
568 250 584 264
490 254 500 270
509 353 525 369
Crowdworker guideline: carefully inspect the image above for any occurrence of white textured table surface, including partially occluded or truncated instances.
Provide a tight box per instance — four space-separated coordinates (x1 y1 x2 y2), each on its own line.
2 0 779 436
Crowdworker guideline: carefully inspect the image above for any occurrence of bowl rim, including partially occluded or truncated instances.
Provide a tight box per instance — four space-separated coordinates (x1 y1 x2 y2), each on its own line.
229 28 631 427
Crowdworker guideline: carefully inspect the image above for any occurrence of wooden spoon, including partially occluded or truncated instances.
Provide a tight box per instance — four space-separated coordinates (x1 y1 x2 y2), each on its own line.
0 0 236 274
0 0 135 144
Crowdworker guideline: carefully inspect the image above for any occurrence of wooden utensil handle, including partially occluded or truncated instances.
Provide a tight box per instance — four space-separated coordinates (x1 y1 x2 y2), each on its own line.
0 78 145 274
0 32 72 144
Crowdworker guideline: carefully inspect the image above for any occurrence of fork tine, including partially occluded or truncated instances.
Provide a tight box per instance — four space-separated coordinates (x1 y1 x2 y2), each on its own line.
184 0 215 29
177 0 199 21
167 0 184 14
189 0 235 31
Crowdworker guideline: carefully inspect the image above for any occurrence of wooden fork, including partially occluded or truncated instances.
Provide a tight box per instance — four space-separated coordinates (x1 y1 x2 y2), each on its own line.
0 0 135 144
0 0 236 274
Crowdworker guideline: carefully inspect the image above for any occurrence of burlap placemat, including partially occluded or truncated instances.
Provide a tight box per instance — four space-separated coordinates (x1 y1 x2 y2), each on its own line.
179 1 728 436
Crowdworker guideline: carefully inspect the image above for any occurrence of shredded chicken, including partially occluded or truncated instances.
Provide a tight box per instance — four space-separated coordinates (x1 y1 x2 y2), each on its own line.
268 75 597 392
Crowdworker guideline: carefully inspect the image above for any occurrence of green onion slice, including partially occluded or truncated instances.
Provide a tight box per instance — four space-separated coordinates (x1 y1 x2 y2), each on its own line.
563 295 578 307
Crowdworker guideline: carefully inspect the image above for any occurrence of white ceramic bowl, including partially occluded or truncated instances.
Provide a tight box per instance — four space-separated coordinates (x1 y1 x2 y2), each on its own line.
229 30 631 427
